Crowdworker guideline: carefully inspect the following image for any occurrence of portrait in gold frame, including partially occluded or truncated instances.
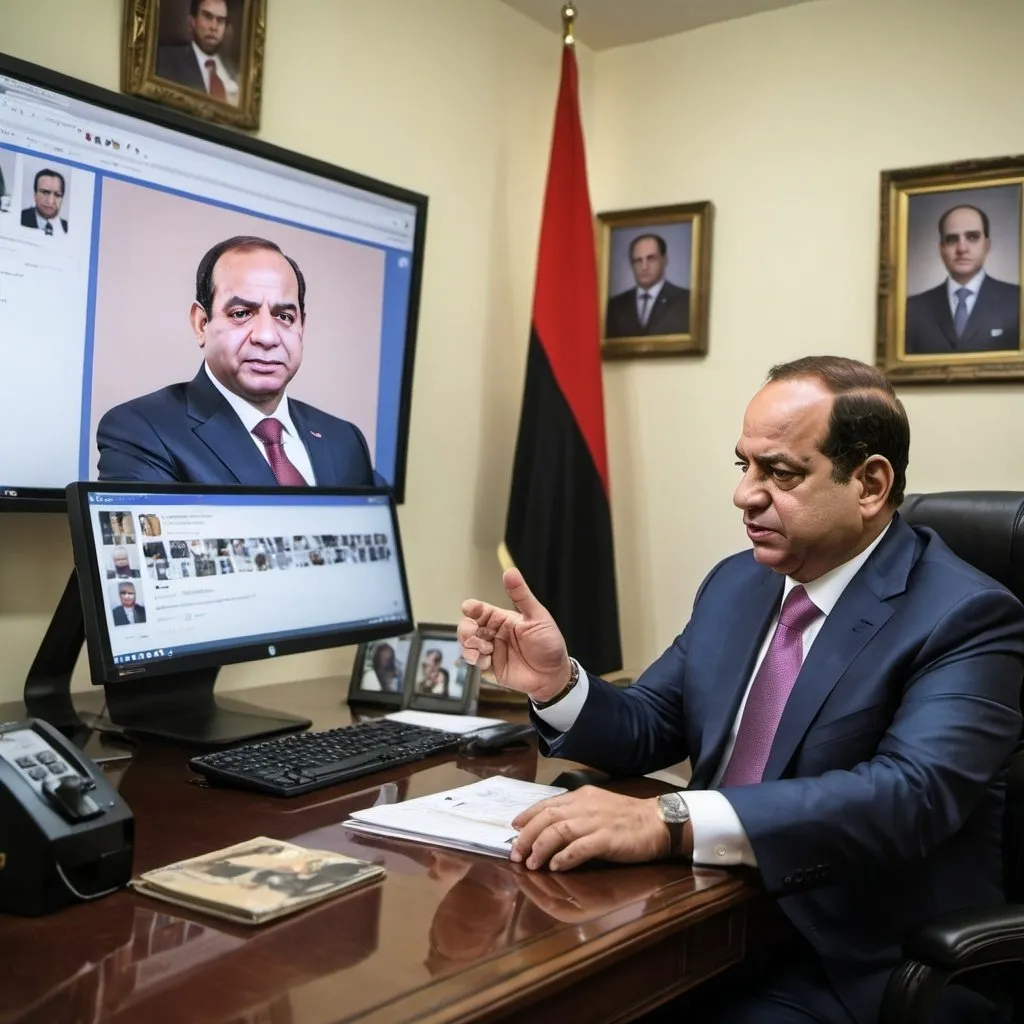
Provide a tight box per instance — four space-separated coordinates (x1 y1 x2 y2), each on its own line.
876 155 1024 384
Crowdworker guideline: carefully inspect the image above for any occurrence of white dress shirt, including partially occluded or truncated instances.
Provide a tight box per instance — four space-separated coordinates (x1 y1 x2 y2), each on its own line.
121 605 136 625
946 269 985 320
636 278 664 325
191 42 240 104
536 523 891 868
203 363 316 484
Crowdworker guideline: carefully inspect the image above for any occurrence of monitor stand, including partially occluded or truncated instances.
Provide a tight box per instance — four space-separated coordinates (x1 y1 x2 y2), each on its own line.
25 570 311 750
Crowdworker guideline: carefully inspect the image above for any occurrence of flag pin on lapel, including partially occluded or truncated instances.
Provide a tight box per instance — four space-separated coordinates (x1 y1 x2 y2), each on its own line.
310 431 322 438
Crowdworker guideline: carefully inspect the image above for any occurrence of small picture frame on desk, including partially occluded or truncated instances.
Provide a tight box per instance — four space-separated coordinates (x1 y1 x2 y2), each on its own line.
405 624 479 715
347 633 415 709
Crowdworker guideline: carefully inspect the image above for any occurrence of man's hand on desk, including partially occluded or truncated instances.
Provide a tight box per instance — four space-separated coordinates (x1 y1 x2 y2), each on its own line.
510 787 691 871
458 568 574 704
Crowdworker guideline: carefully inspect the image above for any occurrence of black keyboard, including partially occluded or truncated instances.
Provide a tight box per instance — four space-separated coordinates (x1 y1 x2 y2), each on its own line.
188 718 461 797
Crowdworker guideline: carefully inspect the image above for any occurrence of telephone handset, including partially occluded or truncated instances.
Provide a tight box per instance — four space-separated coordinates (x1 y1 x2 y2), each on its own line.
0 718 134 916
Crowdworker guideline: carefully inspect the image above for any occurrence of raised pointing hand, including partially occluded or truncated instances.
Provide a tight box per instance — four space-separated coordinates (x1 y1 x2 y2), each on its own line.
457 568 572 703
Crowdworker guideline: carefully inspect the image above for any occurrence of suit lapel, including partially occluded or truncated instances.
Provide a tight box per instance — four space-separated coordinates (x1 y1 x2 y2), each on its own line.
186 369 277 485
929 285 960 348
689 571 783 788
761 517 917 781
290 402 335 486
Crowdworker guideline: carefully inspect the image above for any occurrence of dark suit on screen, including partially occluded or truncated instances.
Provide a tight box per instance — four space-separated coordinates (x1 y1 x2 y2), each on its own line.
533 515 1024 1023
905 276 1020 354
96 366 382 487
20 207 67 233
112 604 146 626
604 281 690 338
155 44 236 95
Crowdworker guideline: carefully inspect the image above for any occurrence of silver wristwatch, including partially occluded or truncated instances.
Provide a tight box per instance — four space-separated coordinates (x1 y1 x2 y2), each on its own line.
656 792 690 858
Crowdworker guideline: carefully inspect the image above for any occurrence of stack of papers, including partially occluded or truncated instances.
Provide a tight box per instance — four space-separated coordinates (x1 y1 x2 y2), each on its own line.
384 709 507 734
344 776 566 858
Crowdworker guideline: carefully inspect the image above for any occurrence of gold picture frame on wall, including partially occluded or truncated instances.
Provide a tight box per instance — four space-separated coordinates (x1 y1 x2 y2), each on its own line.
121 0 266 131
597 201 713 360
876 155 1024 384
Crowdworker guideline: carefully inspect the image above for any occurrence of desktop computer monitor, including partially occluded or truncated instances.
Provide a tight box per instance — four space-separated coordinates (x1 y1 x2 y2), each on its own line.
65 482 414 747
0 52 427 510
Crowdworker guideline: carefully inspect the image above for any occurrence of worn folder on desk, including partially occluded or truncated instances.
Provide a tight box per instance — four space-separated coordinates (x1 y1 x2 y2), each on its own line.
343 777 566 859
130 836 384 925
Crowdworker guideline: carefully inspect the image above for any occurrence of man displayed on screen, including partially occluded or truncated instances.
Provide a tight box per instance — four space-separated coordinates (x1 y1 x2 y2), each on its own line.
96 236 383 488
21 168 68 234
112 582 146 626
107 546 141 580
156 0 240 106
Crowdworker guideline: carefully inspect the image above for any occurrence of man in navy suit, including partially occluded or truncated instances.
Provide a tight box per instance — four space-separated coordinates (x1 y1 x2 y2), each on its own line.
20 168 68 234
458 356 1024 1023
111 582 146 626
604 233 690 338
905 204 1020 354
97 235 382 487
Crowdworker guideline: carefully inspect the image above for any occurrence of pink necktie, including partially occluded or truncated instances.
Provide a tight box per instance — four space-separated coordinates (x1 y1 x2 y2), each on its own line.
720 585 820 786
252 418 307 487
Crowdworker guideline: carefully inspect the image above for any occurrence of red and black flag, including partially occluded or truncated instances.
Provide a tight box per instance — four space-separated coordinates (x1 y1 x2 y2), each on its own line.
500 34 622 675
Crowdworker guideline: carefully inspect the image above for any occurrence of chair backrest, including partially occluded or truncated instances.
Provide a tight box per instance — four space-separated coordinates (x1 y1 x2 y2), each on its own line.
900 492 1024 902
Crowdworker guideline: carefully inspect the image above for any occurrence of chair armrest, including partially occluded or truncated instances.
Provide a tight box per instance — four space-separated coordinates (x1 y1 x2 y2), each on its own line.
903 905 1024 971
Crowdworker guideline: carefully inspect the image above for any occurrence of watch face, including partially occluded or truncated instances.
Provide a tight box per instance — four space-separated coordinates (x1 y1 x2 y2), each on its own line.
658 793 689 823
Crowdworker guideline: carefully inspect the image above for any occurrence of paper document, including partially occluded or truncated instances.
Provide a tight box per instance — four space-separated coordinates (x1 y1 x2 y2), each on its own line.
344 776 566 858
384 709 507 735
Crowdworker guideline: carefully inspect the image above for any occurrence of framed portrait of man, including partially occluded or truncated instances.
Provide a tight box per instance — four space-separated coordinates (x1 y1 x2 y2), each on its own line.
121 0 266 130
876 155 1024 383
597 201 713 360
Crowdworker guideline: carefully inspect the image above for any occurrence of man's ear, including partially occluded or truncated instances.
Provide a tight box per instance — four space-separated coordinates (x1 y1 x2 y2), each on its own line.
857 455 894 515
190 302 209 348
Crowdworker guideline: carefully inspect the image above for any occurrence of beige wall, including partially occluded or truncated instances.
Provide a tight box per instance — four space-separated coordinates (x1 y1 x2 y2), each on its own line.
2 0 1023 705
590 0 1024 667
0 0 588 702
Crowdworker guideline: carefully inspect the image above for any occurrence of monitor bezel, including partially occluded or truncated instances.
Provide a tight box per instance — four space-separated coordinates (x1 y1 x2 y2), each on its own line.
0 50 427 511
65 481 416 688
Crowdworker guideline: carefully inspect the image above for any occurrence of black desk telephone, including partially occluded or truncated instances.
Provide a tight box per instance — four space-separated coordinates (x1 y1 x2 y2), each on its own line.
0 718 134 916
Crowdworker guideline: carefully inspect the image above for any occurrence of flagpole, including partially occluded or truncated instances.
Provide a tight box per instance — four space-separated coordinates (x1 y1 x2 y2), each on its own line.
561 2 577 47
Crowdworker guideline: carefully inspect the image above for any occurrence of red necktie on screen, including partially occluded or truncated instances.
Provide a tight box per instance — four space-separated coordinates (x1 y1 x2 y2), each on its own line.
252 418 308 487
720 585 821 786
205 60 227 100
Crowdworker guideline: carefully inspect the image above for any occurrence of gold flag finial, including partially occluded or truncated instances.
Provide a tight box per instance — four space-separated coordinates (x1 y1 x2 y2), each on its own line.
561 2 577 46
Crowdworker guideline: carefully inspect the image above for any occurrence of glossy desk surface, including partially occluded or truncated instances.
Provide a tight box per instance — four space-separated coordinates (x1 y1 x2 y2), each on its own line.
1 679 754 1024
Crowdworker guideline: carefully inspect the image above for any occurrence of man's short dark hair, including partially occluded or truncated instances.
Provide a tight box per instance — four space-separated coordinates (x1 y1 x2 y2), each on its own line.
938 204 990 239
766 356 910 507
118 582 135 594
34 168 65 195
190 0 226 17
629 233 668 259
195 236 306 319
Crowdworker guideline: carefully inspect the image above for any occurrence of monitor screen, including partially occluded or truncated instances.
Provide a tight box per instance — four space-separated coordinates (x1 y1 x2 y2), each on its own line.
66 482 414 689
0 53 427 510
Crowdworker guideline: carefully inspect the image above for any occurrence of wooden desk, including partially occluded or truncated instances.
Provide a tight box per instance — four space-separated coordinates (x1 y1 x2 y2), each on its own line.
1 678 754 1024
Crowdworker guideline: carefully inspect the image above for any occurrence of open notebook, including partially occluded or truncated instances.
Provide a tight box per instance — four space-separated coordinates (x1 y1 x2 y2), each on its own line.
344 776 566 858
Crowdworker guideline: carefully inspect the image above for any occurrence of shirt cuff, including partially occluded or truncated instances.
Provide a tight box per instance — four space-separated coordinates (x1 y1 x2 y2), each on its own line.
531 667 590 732
683 789 758 868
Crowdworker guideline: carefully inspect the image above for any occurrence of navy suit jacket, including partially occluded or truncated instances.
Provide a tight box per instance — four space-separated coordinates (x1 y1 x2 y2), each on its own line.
20 207 67 232
605 280 690 338
535 515 1024 1022
905 276 1020 354
112 604 146 626
155 44 236 94
96 367 382 487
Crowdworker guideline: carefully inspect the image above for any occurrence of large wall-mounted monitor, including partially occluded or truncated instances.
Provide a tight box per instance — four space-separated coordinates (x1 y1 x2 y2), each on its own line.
0 52 427 510
66 482 414 745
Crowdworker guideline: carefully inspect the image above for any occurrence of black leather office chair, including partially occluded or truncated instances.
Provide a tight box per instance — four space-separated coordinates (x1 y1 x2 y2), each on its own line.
880 492 1024 1024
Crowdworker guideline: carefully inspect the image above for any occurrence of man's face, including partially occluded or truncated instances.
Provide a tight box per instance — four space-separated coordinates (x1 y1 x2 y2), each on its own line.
939 207 990 284
192 247 304 413
119 587 136 608
34 175 64 219
113 548 130 571
732 377 870 583
190 0 228 54
629 237 667 290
